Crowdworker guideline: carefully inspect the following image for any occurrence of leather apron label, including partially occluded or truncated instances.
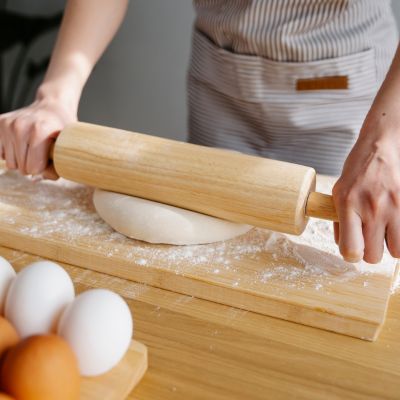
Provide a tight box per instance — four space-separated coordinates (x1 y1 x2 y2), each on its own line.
296 75 348 91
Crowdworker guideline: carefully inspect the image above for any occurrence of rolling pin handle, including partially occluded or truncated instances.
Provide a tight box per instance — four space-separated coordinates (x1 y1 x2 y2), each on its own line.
305 192 338 222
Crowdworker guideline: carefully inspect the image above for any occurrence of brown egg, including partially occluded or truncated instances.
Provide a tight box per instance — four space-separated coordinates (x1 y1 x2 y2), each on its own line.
0 317 19 360
1 334 80 400
0 393 15 400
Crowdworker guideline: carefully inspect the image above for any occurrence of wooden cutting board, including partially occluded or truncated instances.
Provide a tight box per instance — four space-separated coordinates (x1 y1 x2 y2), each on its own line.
82 340 148 399
0 170 396 340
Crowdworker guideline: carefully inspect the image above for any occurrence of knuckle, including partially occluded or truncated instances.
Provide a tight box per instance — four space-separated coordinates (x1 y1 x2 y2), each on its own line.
365 192 386 216
332 182 359 207
10 117 27 133
31 121 45 136
0 117 12 130
14 126 28 142
338 191 357 208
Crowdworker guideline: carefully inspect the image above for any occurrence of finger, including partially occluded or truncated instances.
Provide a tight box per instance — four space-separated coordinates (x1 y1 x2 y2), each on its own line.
26 123 57 175
13 134 28 174
0 118 17 169
334 222 339 244
339 210 364 262
10 118 30 174
42 164 59 180
0 141 4 160
362 220 386 264
386 220 400 259
4 136 17 170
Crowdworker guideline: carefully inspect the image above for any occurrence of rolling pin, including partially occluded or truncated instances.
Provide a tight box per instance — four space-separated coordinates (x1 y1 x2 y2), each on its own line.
52 122 338 235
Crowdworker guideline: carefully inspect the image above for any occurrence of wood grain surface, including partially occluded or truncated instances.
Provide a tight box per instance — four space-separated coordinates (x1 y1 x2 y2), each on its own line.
54 122 316 234
2 247 399 400
306 192 338 222
81 340 148 400
0 170 395 340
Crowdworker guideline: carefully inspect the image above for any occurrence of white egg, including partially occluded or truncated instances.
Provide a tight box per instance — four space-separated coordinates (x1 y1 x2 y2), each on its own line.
0 256 16 315
58 289 133 376
5 260 75 338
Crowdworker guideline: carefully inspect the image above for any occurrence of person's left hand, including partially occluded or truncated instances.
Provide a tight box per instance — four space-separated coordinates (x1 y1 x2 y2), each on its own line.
333 115 400 264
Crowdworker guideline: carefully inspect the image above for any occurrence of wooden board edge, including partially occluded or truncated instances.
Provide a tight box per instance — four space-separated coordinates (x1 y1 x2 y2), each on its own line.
81 340 148 399
119 341 148 399
0 231 389 341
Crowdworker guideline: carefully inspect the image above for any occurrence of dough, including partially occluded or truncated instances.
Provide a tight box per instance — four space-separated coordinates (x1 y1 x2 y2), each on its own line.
93 189 252 245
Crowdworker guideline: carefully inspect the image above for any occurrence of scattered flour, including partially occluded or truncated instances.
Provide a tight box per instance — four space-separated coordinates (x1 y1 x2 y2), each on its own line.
0 170 397 293
392 267 400 294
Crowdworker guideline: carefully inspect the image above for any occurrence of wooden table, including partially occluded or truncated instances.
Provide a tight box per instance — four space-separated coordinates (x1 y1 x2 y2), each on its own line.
3 245 399 400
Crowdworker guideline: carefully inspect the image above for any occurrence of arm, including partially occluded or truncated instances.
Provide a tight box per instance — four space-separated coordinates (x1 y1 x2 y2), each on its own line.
333 43 400 263
0 0 128 178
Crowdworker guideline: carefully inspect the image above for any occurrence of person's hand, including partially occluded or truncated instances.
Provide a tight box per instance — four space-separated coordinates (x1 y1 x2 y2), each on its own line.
0 0 129 179
0 97 76 179
333 117 400 264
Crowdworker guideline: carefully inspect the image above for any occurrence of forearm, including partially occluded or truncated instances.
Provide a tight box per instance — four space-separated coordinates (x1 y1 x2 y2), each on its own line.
333 41 400 263
361 42 400 140
37 0 129 112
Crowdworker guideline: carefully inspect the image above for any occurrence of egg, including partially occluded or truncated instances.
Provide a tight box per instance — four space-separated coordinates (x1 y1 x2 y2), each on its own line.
0 393 15 400
58 289 133 376
0 317 19 360
5 261 74 339
0 257 16 315
1 334 80 400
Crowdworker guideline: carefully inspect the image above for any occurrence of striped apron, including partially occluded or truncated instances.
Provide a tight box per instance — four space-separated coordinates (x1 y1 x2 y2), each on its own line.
188 0 398 175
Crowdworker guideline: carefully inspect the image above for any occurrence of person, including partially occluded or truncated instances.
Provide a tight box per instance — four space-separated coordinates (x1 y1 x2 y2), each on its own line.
0 0 399 265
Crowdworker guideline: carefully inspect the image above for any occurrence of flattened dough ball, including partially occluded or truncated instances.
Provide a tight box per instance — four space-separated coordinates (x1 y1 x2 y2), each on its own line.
93 189 252 245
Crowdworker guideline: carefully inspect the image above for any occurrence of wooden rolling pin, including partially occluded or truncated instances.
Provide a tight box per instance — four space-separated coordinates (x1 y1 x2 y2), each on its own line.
52 122 338 235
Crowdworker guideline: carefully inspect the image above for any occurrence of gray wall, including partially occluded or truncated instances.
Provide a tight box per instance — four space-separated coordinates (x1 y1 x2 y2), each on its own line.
4 1 400 142
80 1 194 141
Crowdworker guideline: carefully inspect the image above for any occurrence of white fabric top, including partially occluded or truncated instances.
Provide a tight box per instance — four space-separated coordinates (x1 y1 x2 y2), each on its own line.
188 0 399 175
193 0 396 63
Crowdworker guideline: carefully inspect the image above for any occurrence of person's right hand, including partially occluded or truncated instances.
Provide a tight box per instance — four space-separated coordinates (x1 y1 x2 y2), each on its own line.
0 97 76 179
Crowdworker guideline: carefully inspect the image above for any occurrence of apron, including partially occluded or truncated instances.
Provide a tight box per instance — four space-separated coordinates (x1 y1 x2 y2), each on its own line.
188 0 398 175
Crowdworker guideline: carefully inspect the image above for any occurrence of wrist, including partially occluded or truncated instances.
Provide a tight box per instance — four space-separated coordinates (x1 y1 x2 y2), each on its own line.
359 107 400 144
36 81 80 115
